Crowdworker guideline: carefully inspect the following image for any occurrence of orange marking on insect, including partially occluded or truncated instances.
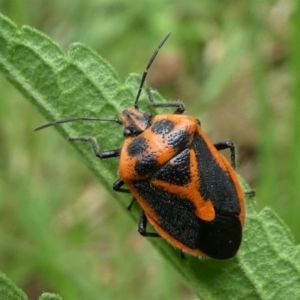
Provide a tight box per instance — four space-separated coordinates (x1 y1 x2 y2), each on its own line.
151 149 215 222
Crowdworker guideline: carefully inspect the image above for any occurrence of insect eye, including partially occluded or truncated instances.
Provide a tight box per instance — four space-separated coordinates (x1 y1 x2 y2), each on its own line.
123 129 131 136
144 112 152 119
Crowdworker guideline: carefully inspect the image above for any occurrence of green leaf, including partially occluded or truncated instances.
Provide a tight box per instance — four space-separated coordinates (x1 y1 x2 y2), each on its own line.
0 273 27 300
39 293 63 300
1 12 300 300
0 273 65 300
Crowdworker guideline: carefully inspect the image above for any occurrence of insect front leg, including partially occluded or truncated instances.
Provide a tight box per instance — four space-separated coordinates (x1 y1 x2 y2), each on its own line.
68 136 120 159
138 211 160 237
113 178 130 194
214 140 236 169
113 179 137 209
146 87 185 114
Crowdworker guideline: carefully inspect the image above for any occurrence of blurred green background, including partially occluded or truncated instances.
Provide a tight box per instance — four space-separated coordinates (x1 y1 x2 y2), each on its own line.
0 0 299 299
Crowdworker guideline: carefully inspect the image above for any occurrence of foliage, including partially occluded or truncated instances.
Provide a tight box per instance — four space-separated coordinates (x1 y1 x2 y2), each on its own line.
0 1 299 299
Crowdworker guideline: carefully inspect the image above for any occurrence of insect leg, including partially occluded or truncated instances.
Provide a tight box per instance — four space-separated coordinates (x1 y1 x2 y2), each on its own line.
68 136 120 159
146 87 185 114
127 197 136 211
138 211 160 237
244 190 256 197
113 178 130 193
113 179 136 209
214 140 236 169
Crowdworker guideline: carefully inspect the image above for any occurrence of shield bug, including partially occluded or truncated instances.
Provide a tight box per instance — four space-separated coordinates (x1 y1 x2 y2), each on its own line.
35 33 246 259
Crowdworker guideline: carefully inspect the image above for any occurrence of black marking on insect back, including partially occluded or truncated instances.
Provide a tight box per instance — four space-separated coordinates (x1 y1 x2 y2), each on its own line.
133 180 242 259
134 180 198 246
193 133 240 214
153 148 191 185
135 153 160 177
127 137 148 157
167 129 190 150
151 119 174 135
196 210 242 259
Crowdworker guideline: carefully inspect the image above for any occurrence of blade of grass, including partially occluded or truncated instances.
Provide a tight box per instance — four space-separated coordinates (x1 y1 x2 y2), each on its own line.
289 1 300 237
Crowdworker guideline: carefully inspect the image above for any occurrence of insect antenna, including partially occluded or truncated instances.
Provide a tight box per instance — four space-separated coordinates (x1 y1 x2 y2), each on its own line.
34 116 122 131
133 32 171 110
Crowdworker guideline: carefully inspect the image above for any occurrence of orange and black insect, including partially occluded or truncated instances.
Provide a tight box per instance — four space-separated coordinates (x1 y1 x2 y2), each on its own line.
36 33 246 260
